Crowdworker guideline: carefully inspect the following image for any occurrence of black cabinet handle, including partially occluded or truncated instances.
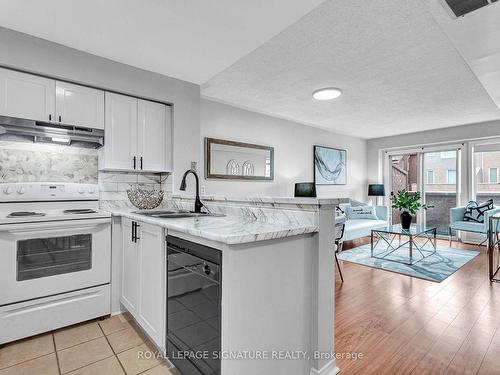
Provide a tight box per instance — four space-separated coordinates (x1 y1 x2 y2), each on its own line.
134 222 140 242
140 157 143 170
131 221 135 242
133 156 136 170
49 114 52 121
58 115 62 123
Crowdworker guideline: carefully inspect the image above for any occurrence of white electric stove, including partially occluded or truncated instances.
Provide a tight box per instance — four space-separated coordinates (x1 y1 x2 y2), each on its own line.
0 183 111 344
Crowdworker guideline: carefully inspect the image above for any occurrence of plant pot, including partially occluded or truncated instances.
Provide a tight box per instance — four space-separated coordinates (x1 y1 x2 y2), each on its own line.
400 211 412 230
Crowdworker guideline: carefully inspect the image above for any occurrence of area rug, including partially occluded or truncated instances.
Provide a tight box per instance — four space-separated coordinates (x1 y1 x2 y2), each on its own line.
336 244 479 282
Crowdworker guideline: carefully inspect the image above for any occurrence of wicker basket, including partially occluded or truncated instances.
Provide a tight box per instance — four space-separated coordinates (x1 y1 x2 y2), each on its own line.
127 185 164 209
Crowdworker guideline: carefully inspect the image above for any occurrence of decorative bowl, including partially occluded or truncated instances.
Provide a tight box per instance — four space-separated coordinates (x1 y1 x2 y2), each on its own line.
127 185 164 209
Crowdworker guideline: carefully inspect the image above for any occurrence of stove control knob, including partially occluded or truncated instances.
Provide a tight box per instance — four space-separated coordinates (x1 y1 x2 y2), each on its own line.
3 186 13 195
17 187 26 195
77 187 85 194
88 187 96 194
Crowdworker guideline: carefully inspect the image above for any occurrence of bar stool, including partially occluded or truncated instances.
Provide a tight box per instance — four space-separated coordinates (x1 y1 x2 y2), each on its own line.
335 224 345 282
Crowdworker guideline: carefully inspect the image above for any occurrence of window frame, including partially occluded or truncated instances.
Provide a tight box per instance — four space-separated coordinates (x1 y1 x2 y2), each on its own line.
447 169 457 184
489 167 499 184
426 169 435 185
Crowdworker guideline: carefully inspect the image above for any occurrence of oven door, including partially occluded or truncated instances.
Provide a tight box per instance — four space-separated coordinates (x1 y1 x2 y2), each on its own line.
0 218 111 306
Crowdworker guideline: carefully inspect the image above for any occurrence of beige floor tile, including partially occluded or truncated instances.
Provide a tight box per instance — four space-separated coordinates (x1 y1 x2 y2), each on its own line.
54 322 103 350
141 364 178 375
0 334 54 369
66 356 125 375
121 312 133 322
99 315 132 336
57 337 113 374
117 343 160 375
0 353 58 375
107 327 143 354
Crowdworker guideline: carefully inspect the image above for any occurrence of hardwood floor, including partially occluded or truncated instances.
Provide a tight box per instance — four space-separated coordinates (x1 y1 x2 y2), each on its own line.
335 238 500 375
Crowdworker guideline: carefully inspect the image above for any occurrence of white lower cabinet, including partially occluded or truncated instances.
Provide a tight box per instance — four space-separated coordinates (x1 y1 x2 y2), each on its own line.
121 218 166 350
121 218 139 314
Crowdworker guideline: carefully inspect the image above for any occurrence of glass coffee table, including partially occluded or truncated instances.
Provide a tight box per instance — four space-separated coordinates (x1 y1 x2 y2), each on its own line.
371 224 437 265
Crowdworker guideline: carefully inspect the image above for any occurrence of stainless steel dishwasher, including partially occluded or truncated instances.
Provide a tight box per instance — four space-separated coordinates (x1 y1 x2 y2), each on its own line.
166 236 221 375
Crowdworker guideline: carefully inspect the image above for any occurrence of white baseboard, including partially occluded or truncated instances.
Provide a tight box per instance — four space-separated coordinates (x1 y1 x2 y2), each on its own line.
310 360 340 375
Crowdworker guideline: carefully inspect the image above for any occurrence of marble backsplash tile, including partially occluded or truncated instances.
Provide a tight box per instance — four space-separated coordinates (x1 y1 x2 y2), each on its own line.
0 141 172 208
99 171 172 208
0 141 98 183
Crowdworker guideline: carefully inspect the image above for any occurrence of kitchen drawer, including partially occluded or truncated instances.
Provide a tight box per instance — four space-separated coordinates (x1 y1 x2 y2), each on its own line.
0 284 110 345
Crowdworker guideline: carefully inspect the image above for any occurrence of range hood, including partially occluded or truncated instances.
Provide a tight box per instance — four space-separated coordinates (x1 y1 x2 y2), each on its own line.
0 115 104 149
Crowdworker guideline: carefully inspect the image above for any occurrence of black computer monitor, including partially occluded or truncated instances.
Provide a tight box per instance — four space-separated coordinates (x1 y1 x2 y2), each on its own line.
294 182 317 198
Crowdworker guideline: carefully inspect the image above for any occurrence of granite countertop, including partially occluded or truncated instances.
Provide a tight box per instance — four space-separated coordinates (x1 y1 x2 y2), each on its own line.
106 208 319 245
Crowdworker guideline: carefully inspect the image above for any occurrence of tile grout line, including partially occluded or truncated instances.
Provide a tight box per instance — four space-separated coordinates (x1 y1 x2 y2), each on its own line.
56 318 120 375
102 317 171 375
99 319 129 375
57 337 115 375
0 352 57 372
53 323 106 352
52 334 62 375
0 335 57 372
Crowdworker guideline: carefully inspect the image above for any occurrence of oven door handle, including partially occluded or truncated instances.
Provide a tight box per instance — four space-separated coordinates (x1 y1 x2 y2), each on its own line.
0 218 111 234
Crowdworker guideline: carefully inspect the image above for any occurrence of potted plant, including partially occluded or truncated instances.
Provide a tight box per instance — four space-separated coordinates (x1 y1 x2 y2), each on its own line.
390 189 433 230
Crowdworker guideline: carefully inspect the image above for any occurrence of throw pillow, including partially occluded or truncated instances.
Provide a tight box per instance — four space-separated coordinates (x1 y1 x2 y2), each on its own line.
351 199 372 207
346 205 378 220
463 199 493 223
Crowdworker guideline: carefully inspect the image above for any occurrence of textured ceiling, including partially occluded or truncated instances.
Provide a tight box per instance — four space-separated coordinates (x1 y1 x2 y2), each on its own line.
424 0 500 111
0 0 326 84
202 0 500 139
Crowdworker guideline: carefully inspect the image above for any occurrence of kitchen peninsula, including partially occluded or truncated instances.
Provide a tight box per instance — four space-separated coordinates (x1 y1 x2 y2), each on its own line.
104 196 343 375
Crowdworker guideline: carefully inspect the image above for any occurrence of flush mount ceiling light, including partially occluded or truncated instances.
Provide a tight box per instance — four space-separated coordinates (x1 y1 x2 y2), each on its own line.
312 87 342 100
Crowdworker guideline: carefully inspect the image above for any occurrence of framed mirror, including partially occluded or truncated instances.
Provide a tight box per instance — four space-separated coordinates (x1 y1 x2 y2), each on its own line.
205 138 274 180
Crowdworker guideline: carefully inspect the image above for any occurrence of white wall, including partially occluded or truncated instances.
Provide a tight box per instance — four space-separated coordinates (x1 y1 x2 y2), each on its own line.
200 99 367 199
0 27 200 194
0 27 368 200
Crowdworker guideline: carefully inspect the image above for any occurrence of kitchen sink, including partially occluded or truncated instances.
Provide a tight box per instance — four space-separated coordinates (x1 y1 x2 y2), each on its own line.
132 209 225 218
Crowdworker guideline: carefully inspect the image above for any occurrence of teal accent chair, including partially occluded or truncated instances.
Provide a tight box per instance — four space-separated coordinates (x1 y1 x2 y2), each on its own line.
449 205 500 246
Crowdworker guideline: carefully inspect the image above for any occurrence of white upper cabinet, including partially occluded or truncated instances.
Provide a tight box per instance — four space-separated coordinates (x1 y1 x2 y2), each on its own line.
137 99 170 172
56 81 104 129
0 67 55 122
101 93 171 172
103 92 138 170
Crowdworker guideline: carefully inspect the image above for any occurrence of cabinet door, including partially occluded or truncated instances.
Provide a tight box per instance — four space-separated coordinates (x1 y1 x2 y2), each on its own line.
0 68 55 122
137 99 168 172
121 218 139 315
56 81 104 129
137 222 165 349
164 105 172 172
102 92 138 170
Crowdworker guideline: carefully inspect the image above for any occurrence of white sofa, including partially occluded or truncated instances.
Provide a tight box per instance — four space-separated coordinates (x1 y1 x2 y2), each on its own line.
337 202 389 241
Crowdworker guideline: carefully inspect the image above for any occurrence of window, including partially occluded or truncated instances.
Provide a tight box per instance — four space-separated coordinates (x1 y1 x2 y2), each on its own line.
426 170 434 184
490 168 499 183
473 146 500 206
447 169 457 184
440 151 456 159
